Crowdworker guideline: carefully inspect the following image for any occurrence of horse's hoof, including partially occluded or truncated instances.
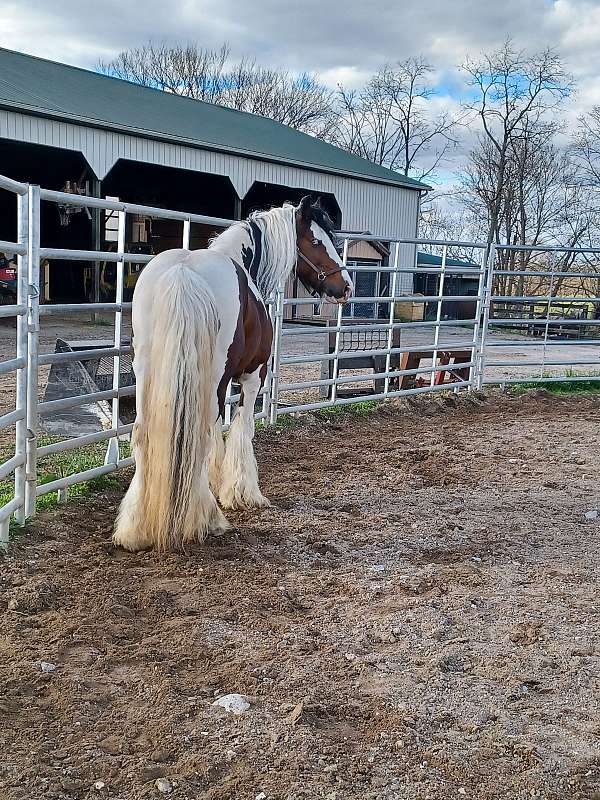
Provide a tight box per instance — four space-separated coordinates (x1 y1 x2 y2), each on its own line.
211 510 232 535
219 493 271 511
112 527 151 552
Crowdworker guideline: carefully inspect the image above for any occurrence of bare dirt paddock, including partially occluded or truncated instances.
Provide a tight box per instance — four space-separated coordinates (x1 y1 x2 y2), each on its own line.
1 393 600 800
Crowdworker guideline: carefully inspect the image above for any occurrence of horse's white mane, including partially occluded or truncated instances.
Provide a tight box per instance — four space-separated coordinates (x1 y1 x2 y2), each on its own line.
209 204 297 298
249 205 297 298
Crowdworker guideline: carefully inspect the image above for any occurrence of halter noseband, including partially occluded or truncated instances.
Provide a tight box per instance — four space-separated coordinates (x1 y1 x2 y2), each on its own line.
296 247 345 298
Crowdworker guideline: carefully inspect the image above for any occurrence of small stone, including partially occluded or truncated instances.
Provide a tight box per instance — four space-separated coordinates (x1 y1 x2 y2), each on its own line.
40 661 57 673
99 736 121 755
212 693 251 714
140 766 165 782
93 781 106 791
151 749 170 763
458 790 466 796
585 510 598 521
7 598 18 611
155 777 173 794
286 699 305 726
256 793 267 800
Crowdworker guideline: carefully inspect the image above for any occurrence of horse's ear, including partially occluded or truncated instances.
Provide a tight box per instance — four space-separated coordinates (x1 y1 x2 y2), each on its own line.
296 195 313 229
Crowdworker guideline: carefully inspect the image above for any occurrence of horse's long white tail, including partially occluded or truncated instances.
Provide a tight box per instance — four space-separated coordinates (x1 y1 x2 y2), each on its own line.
123 264 222 552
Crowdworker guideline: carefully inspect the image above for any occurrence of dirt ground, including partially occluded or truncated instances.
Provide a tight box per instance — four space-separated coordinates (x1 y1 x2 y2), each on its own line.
1 392 599 800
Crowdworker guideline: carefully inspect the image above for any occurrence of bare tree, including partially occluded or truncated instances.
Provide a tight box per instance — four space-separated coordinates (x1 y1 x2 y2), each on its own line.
335 57 460 179
572 106 600 185
462 40 572 246
98 43 230 102
571 108 600 306
98 42 335 137
462 123 598 300
222 60 335 136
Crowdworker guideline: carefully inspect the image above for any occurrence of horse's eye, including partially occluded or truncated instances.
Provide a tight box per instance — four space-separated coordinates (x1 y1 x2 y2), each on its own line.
311 238 319 246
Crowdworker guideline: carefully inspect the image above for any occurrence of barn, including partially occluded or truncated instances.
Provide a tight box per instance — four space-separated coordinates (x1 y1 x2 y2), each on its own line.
0 47 427 303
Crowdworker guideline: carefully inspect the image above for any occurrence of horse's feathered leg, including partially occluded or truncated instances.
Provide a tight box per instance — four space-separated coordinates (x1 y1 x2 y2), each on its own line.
219 366 270 510
206 373 231 496
207 420 226 495
113 343 152 551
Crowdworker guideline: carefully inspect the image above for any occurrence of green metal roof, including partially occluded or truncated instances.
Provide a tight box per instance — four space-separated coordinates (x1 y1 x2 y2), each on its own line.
417 251 479 269
0 47 428 191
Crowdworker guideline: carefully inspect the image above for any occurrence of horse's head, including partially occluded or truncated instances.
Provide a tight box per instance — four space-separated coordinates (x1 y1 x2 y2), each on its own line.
295 196 353 304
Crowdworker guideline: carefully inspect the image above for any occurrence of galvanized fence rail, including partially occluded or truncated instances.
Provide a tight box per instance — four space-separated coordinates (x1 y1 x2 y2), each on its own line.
271 237 488 416
0 173 598 541
479 243 600 387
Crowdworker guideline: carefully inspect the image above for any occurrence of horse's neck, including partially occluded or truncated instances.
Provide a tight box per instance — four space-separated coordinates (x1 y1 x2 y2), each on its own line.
209 210 296 298
209 223 253 265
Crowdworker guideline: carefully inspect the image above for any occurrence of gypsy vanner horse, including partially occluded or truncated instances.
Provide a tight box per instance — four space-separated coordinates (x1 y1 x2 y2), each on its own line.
113 197 353 552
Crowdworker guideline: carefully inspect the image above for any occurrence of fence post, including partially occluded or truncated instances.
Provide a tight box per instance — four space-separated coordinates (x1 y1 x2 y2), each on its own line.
469 245 490 391
330 238 349 405
430 245 447 389
24 184 41 519
13 189 29 526
182 218 191 249
384 242 400 396
261 293 277 423
540 268 556 380
224 380 233 428
268 284 285 425
475 242 496 391
105 210 126 465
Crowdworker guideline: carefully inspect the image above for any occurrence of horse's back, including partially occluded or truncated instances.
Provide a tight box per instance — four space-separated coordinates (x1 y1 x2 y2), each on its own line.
137 248 235 291
132 248 241 378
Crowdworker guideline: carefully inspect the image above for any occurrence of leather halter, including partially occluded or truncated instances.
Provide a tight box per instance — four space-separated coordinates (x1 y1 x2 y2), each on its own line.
296 247 345 298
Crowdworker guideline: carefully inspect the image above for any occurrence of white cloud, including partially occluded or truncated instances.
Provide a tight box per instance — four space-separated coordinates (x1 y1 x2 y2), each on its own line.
319 66 371 90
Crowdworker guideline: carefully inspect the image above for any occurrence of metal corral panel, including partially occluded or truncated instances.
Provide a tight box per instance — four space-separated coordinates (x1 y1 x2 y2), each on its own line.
0 109 420 241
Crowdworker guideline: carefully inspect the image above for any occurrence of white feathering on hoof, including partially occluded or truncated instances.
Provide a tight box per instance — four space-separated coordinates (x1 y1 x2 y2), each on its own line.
219 369 270 510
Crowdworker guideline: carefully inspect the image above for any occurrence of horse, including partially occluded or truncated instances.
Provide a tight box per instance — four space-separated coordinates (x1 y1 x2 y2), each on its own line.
113 196 353 552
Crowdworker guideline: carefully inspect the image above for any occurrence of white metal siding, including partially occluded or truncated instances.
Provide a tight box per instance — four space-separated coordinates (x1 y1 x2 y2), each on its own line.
0 109 419 241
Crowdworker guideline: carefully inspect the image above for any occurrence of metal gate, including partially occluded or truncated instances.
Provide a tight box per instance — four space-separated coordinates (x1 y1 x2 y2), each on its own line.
0 174 598 544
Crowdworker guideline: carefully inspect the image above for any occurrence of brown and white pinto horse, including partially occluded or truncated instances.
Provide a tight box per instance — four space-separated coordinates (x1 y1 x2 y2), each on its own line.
113 197 353 551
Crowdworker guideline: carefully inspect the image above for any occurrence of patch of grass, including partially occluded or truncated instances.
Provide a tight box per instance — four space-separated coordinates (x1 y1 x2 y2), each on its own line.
510 370 600 396
314 399 381 420
257 413 298 431
0 435 131 535
258 399 382 429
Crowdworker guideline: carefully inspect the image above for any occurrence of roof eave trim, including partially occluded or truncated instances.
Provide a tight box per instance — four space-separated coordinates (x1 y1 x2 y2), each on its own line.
0 100 430 192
